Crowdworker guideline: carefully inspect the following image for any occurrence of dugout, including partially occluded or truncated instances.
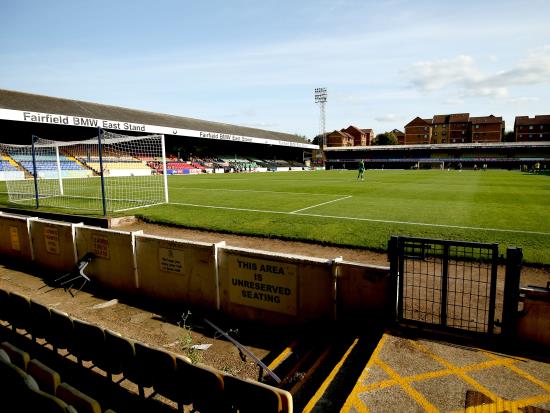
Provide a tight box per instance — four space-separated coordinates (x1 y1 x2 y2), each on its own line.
0 89 316 166
325 142 550 170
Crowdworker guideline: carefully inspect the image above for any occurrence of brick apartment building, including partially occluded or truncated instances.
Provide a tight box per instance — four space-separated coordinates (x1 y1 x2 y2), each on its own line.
432 114 450 144
471 115 505 143
326 126 375 147
404 117 432 144
404 113 504 145
342 126 371 146
326 130 354 147
515 115 550 142
449 113 470 143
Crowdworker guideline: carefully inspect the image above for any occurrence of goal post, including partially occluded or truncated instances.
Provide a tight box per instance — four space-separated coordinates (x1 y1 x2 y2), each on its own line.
0 130 169 214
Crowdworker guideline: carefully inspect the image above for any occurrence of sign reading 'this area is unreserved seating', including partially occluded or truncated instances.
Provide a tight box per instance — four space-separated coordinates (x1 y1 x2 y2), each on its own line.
228 256 298 315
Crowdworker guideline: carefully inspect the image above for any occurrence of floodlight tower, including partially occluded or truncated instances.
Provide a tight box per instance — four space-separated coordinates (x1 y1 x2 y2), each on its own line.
314 87 327 148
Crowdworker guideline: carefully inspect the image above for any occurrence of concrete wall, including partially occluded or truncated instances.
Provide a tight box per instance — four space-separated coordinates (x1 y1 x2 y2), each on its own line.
75 225 140 292
0 215 395 326
337 261 394 322
0 213 33 261
134 234 221 309
29 219 81 273
517 287 550 347
218 247 335 324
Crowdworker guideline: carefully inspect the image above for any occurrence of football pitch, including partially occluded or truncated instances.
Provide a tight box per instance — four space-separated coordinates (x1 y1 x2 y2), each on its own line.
1 169 549 265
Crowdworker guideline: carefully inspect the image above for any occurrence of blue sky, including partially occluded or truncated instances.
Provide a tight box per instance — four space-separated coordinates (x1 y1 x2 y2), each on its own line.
1 0 549 138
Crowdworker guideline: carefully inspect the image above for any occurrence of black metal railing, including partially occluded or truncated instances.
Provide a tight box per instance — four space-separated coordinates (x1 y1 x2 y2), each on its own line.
389 236 506 335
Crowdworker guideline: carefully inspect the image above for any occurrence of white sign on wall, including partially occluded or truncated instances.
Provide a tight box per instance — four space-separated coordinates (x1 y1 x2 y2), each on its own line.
0 108 317 149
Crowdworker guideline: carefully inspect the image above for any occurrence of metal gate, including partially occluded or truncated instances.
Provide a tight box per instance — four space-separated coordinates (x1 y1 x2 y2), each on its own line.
389 236 500 335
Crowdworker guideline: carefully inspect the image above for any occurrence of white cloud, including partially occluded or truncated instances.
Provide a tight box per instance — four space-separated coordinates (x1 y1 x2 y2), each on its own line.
409 55 482 91
375 113 401 122
408 45 550 100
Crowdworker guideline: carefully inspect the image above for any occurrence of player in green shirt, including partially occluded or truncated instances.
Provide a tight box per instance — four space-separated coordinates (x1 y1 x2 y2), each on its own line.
357 160 365 181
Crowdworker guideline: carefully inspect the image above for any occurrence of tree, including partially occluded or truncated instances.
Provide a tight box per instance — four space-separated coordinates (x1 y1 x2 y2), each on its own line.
312 134 324 146
373 132 398 145
502 131 515 142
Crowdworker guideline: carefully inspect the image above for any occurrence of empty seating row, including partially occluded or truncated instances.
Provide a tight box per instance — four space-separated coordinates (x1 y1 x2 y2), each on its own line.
19 161 87 171
0 342 116 413
0 160 19 171
0 288 293 413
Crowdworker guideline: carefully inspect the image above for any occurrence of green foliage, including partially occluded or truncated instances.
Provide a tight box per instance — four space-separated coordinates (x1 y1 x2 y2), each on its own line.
374 132 398 145
503 131 516 142
177 311 203 364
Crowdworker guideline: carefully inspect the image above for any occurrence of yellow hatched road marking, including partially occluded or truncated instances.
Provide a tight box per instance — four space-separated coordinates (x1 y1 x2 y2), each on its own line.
450 393 550 413
302 338 358 413
339 334 550 413
340 335 387 413
480 350 550 392
408 340 500 402
375 358 439 412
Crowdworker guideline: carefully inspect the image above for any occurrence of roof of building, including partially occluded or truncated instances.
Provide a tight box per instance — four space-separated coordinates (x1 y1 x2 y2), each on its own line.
0 88 309 145
391 129 405 136
432 114 451 124
515 115 550 125
405 117 432 127
470 115 503 124
343 125 364 135
449 113 470 123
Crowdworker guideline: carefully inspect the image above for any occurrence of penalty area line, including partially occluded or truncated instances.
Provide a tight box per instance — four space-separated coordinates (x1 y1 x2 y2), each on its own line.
165 202 550 236
291 195 352 213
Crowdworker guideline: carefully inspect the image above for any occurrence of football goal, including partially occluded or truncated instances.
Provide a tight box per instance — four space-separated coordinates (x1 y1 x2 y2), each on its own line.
0 129 169 214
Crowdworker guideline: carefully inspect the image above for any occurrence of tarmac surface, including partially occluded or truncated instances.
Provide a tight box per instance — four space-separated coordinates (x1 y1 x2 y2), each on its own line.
341 333 550 413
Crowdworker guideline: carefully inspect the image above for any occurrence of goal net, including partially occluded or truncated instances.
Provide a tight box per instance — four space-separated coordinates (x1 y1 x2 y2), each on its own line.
0 131 168 214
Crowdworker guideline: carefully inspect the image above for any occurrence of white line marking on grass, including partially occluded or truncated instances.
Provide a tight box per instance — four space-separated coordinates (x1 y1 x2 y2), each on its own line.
166 201 550 236
291 196 352 213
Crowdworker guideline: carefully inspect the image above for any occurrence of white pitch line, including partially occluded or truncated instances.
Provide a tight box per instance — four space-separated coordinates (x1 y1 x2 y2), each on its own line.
166 201 550 236
291 196 353 213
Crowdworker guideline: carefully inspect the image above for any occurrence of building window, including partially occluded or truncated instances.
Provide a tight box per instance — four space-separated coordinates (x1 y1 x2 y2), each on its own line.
461 139 464 143
529 125 534 130
462 131 465 135
442 124 446 128
541 134 544 138
529 134 532 138
475 125 480 129
424 127 428 131
541 125 544 130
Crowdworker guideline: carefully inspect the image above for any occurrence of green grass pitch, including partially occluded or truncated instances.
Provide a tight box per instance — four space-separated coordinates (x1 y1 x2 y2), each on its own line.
1 169 549 265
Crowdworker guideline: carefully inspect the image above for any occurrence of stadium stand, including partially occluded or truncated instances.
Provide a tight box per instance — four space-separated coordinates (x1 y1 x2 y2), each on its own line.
0 287 293 413
8 152 93 178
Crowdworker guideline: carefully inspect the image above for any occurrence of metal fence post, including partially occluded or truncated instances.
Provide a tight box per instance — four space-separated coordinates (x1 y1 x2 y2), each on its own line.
31 135 39 209
501 247 523 337
388 236 400 322
97 127 107 216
